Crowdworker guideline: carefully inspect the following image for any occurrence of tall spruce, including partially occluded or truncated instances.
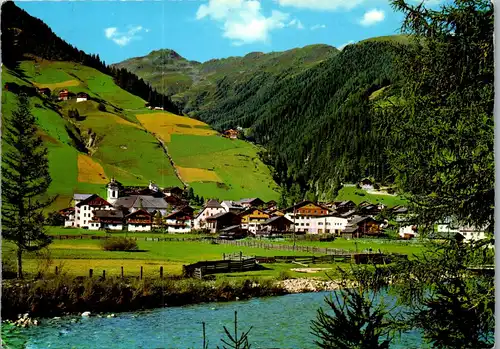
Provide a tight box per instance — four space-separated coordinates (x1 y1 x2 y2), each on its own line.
2 94 54 278
374 0 494 347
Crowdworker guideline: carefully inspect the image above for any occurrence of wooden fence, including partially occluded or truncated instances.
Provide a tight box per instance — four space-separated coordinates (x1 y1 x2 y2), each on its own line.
183 258 258 279
213 239 353 255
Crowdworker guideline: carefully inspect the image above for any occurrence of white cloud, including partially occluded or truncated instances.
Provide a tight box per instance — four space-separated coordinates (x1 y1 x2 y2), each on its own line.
104 25 147 46
360 9 385 26
338 40 355 50
196 0 291 45
277 0 366 11
310 24 326 31
287 19 304 29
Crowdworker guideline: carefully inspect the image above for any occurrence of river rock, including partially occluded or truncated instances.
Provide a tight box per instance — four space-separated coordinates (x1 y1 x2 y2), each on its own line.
106 314 115 318
81 311 91 317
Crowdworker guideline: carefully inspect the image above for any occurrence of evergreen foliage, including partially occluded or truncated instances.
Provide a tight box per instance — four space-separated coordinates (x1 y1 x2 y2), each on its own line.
1 94 54 278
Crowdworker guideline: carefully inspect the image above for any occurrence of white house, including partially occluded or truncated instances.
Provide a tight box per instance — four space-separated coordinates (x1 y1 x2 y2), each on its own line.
74 194 113 228
125 209 152 232
193 199 225 229
76 92 89 103
88 210 124 231
458 226 487 242
399 225 419 239
308 215 350 235
221 200 246 213
165 210 192 233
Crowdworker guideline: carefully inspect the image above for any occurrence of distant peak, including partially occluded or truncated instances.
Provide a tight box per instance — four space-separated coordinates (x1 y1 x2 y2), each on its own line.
149 49 183 59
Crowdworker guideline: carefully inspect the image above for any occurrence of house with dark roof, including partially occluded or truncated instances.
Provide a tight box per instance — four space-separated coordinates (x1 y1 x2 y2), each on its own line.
126 209 152 232
114 195 170 216
163 186 184 198
341 216 382 238
205 211 242 233
165 209 193 233
74 194 113 228
221 200 246 213
193 199 226 230
239 209 270 234
283 201 331 234
76 92 89 102
236 198 265 208
89 209 124 231
37 87 51 97
256 216 293 236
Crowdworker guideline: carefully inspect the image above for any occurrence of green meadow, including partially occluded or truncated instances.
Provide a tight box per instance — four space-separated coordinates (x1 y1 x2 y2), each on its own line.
169 134 280 201
2 60 280 208
335 186 407 207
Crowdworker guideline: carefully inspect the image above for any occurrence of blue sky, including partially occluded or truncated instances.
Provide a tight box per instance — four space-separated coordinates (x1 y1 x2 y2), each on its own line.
17 0 444 64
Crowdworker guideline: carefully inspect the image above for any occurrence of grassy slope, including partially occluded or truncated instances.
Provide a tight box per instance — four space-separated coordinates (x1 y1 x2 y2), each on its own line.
335 186 407 207
2 60 279 208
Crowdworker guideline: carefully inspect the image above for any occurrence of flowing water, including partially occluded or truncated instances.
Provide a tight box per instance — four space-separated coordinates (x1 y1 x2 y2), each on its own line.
2 291 429 349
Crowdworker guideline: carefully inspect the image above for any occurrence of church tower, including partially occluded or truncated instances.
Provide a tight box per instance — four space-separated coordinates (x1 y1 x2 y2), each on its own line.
107 177 120 205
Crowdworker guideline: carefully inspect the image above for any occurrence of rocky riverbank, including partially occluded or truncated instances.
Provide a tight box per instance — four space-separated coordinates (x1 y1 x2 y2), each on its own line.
279 278 341 293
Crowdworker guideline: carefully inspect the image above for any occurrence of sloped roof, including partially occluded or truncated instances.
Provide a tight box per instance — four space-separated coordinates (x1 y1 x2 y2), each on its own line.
114 195 169 209
263 216 293 225
237 198 264 205
76 194 111 208
221 201 245 210
219 225 241 232
73 194 93 201
125 209 152 218
206 199 222 208
94 210 124 218
206 211 232 220
349 216 374 226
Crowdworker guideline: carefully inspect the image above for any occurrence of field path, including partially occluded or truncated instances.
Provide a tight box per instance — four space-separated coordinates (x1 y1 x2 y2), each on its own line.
154 135 188 188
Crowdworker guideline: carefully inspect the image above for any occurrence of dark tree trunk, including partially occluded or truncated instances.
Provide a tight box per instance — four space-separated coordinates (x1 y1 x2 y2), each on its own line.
17 247 23 279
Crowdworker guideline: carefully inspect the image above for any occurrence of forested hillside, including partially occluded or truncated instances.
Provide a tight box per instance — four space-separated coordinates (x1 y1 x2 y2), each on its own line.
120 40 404 202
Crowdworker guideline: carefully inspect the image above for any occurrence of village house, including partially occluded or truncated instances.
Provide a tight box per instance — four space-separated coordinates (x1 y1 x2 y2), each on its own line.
236 198 265 209
89 210 124 231
219 225 246 240
458 226 488 241
125 209 152 232
221 200 246 213
331 201 356 214
58 89 72 101
256 216 293 237
193 199 226 230
399 225 418 239
309 215 350 235
36 87 51 97
163 186 184 198
223 129 240 139
266 200 278 211
359 178 374 190
60 207 75 227
164 209 193 233
76 92 89 102
107 179 170 215
239 208 270 234
341 216 382 239
205 211 242 233
72 194 114 228
283 201 331 234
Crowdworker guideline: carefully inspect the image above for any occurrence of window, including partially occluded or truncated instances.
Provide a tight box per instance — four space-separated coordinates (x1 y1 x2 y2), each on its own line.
306 223 309 226
318 229 323 234
318 222 323 225
301 223 304 226
326 229 330 233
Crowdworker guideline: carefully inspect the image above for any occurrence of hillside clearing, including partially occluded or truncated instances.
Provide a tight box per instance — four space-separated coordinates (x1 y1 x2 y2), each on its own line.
32 79 80 89
176 166 221 183
77 154 108 184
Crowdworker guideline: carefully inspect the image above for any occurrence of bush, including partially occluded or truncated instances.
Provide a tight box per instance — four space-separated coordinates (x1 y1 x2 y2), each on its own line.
373 183 380 190
46 211 65 226
278 270 292 280
101 237 138 251
98 103 106 112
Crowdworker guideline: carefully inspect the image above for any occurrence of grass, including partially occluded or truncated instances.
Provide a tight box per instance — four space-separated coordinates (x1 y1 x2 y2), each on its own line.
2 60 280 206
335 186 407 207
169 134 280 201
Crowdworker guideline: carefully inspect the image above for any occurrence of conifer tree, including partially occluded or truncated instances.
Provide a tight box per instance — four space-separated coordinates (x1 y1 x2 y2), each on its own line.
2 94 54 278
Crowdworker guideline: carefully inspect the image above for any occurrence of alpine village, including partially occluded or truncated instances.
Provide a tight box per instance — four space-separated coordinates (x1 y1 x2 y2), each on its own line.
0 1 494 348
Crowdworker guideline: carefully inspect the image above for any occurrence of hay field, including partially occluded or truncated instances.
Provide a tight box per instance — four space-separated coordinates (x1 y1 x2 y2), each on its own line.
32 79 80 90
137 112 217 142
77 154 108 184
176 166 221 183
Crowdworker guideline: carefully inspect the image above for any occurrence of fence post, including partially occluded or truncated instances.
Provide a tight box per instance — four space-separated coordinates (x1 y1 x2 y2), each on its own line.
160 266 163 279
223 253 226 260
103 270 106 279
140 266 143 280
240 251 242 261
89 269 93 278
121 266 124 278
55 266 58 275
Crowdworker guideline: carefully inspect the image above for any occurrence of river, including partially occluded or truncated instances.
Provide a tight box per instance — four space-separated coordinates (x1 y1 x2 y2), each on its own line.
3 291 429 349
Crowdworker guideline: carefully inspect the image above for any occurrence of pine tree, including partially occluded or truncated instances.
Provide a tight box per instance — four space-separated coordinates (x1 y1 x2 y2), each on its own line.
2 93 54 278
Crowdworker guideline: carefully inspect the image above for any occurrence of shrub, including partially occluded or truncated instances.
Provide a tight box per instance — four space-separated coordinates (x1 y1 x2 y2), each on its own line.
101 237 138 251
278 270 292 280
373 183 380 190
46 211 65 226
98 102 106 112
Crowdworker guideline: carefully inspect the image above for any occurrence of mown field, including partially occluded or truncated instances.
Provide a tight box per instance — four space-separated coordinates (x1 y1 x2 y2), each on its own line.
2 60 280 210
138 113 280 201
2 226 426 282
335 186 407 207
